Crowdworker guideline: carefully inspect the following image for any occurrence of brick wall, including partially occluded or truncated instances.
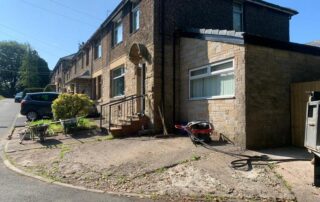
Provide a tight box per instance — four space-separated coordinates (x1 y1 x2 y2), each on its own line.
245 44 320 149
179 37 246 146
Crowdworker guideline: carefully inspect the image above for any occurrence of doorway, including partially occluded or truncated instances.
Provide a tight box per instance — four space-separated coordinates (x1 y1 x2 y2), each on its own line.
137 63 146 114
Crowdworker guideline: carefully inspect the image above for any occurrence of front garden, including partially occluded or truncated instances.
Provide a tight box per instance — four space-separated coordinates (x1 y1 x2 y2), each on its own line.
20 93 100 143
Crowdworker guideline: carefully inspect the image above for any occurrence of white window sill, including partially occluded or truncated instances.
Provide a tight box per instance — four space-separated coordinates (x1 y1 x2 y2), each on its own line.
110 95 125 101
189 95 235 101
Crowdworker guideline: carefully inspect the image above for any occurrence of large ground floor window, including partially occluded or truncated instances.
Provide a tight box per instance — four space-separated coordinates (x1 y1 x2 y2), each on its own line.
111 66 125 97
189 59 235 99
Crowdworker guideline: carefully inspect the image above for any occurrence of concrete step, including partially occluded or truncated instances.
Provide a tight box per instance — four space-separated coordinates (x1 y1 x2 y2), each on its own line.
119 119 132 124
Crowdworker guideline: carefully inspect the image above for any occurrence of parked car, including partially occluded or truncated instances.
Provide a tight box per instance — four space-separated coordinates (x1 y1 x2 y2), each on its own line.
21 92 59 121
21 92 99 121
14 92 23 103
22 88 44 99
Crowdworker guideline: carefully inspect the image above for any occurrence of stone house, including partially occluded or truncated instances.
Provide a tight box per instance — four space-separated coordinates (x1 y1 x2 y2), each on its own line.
51 0 320 148
51 53 75 93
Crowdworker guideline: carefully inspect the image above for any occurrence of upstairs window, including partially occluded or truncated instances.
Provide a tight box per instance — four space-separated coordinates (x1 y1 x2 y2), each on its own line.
113 19 123 46
189 60 235 99
94 42 102 59
131 4 140 32
111 66 125 97
233 2 243 31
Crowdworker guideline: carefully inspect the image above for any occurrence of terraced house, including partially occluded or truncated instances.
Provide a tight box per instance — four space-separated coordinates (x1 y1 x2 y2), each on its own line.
51 0 320 149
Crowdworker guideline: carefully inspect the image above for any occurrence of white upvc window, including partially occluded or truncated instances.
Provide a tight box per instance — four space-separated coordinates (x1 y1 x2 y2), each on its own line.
132 4 140 32
233 2 243 31
94 42 102 59
113 19 123 46
189 59 235 100
111 66 125 97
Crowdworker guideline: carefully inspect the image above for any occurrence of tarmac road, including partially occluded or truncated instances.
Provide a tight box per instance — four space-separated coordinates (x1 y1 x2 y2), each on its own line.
0 98 143 202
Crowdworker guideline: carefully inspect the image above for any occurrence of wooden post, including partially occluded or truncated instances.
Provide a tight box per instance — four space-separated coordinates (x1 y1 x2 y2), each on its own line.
158 106 168 136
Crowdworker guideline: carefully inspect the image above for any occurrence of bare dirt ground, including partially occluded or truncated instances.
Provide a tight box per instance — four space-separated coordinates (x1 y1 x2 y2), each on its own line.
255 148 320 202
5 128 302 201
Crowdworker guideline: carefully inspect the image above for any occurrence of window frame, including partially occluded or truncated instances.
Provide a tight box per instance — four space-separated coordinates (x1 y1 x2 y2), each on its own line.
113 19 123 46
233 2 244 32
94 42 102 60
131 3 140 33
110 66 125 98
189 59 235 100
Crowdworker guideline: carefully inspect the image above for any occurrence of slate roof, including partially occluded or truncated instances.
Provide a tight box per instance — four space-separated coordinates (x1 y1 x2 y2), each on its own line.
307 41 320 48
181 29 245 45
52 53 76 73
181 29 320 56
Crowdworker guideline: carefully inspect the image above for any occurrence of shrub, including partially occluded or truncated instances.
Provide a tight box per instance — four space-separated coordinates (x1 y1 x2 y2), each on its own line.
77 118 98 129
52 94 94 120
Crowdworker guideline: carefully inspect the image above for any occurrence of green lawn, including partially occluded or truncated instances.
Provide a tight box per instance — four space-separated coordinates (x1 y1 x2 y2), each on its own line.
0 95 5 100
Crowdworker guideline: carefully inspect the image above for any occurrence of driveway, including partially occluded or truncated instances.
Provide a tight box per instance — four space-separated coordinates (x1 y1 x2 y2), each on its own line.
0 98 143 202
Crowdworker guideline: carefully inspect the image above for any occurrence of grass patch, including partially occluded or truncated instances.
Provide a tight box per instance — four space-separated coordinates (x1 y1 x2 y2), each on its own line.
155 167 168 173
77 118 98 130
96 135 114 142
59 144 71 159
116 175 127 185
268 164 293 192
191 155 201 161
0 95 5 100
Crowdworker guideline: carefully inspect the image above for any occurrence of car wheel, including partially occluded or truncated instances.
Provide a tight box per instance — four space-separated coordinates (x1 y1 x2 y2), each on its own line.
26 111 38 121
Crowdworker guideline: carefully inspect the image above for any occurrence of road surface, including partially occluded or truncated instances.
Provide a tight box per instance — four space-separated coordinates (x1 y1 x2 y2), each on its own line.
0 98 142 202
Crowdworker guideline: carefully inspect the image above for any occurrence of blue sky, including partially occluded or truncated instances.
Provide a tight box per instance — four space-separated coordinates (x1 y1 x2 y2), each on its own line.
0 0 319 69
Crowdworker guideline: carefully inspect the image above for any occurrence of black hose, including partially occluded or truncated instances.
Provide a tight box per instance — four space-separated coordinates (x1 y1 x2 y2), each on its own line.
182 124 310 171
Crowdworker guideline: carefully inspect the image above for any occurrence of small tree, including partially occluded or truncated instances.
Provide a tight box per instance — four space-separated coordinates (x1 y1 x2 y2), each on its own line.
52 93 94 120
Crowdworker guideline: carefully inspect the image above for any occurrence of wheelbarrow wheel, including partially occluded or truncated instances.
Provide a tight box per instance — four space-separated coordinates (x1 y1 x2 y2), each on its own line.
39 135 45 142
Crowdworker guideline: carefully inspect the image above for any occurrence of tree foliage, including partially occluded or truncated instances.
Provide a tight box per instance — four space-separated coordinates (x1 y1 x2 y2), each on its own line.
18 45 50 90
0 41 50 97
0 41 27 97
52 94 94 120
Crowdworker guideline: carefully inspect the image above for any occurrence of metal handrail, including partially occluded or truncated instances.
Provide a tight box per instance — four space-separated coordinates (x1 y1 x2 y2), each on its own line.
100 94 146 130
109 95 145 107
100 94 135 107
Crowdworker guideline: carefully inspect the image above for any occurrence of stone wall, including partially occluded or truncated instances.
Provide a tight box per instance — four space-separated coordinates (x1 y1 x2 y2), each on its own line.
179 37 246 146
100 0 157 128
245 44 320 149
153 0 293 132
154 0 235 131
